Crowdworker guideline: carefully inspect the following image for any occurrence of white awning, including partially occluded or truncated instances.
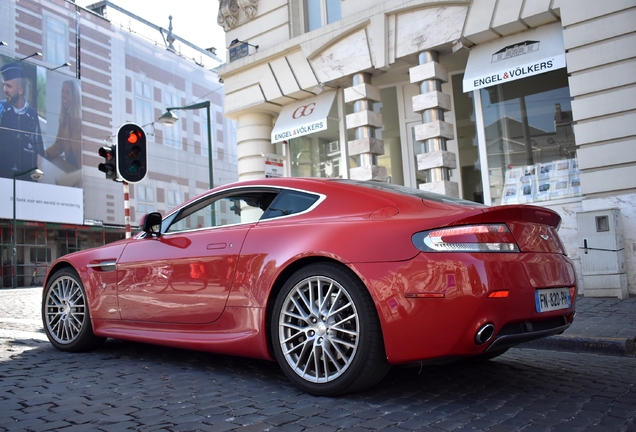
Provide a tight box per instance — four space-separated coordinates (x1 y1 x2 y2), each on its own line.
463 22 566 93
271 91 337 143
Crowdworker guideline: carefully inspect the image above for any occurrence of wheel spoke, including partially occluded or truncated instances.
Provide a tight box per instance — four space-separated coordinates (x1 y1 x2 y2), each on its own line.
278 274 359 384
44 275 86 345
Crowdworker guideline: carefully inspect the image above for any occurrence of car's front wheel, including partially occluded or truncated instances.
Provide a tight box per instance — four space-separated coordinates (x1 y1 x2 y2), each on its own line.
271 263 389 396
42 268 105 352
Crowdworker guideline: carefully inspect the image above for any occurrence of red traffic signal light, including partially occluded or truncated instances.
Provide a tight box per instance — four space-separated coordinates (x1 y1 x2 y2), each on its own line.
126 130 140 145
98 145 117 180
117 123 148 183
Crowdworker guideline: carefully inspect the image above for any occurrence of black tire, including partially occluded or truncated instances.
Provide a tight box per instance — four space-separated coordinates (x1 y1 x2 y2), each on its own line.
271 262 390 396
42 268 106 352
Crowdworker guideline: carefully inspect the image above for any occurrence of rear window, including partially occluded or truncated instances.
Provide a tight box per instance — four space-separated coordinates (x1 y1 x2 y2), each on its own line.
335 180 484 206
261 190 321 219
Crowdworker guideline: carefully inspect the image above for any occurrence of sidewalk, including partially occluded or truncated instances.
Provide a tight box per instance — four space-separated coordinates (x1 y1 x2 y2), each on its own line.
520 295 636 357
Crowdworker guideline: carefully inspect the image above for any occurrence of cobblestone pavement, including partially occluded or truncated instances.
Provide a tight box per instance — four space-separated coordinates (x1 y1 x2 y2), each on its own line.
1 288 636 432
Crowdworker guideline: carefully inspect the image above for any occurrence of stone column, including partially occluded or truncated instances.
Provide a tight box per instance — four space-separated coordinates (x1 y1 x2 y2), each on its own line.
344 73 387 181
410 51 458 197
236 112 274 181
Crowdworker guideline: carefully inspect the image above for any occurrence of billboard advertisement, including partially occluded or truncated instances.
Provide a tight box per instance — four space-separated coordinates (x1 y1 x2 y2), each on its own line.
0 55 83 224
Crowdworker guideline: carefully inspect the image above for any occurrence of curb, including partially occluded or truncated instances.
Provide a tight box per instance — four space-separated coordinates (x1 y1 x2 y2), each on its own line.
519 335 636 357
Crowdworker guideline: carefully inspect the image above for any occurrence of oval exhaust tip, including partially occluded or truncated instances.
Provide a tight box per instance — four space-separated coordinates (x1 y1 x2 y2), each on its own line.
475 323 495 345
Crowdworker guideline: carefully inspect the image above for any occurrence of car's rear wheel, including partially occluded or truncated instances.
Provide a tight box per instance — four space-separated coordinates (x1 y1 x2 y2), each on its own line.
42 268 105 352
271 263 389 396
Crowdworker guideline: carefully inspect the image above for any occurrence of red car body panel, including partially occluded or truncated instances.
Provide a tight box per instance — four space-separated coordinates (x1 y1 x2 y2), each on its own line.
43 177 577 365
351 252 576 363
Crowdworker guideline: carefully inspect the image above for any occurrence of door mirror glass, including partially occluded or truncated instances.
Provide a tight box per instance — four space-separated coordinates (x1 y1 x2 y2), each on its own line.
142 212 163 236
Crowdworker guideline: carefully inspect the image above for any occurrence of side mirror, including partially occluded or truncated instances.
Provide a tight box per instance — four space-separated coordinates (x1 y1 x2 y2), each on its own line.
141 212 163 237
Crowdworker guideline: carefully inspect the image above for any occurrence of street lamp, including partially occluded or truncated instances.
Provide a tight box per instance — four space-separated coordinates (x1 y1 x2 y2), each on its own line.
158 101 214 190
48 62 71 71
18 52 42 62
12 167 43 288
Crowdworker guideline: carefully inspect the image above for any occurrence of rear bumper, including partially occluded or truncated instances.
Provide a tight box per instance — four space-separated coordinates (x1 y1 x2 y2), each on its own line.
351 251 577 364
485 316 571 352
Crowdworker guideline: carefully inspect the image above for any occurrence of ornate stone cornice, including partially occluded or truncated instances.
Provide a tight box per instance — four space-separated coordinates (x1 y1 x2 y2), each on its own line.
237 0 259 19
217 0 239 30
217 0 259 30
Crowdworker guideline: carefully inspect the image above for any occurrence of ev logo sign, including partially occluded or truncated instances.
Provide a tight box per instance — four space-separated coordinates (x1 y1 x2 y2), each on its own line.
292 103 316 119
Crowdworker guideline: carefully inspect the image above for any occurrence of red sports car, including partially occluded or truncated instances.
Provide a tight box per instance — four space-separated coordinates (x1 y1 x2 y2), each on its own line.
42 178 577 395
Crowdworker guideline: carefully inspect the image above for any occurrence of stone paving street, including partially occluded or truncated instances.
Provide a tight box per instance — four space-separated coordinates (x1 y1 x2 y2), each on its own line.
1 288 635 431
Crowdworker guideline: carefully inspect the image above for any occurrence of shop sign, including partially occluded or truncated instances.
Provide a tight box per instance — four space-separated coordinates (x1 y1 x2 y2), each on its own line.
265 160 284 178
463 22 566 92
271 91 337 143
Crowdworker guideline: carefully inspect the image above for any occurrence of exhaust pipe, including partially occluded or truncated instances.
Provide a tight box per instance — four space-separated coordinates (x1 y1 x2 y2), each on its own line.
475 323 495 345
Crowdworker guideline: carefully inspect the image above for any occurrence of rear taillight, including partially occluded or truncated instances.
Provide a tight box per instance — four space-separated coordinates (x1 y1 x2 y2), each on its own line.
412 224 520 253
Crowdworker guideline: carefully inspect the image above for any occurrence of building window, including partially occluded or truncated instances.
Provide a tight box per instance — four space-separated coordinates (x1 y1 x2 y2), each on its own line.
167 190 182 207
304 0 341 32
163 91 180 148
134 80 153 133
479 69 578 205
44 15 68 65
137 185 155 214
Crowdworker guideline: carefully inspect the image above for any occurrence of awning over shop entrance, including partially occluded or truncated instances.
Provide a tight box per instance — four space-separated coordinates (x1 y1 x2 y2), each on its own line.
463 22 566 93
271 91 337 143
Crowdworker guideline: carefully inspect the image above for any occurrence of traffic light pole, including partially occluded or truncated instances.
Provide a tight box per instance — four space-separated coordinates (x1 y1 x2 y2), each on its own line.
123 181 131 238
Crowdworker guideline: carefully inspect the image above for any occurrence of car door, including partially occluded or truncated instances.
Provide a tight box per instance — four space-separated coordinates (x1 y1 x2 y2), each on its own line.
116 189 278 324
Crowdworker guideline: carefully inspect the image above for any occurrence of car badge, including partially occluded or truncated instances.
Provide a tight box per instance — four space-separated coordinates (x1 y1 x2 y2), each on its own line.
540 234 549 240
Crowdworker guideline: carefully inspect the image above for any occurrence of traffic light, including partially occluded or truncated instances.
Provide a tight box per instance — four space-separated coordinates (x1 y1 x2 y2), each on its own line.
98 145 117 180
117 123 148 183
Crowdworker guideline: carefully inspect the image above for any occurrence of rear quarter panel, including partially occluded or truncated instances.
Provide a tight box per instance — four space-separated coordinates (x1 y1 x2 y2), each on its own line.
227 217 418 307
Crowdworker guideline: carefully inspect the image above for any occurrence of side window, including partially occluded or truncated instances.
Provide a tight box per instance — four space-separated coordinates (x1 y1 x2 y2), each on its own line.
165 191 278 233
262 190 320 220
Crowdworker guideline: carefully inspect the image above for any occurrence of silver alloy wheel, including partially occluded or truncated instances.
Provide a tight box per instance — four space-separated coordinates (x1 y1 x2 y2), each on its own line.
278 275 360 383
44 275 87 345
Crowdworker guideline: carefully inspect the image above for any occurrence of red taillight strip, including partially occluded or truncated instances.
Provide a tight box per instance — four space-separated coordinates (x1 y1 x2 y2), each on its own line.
412 224 520 253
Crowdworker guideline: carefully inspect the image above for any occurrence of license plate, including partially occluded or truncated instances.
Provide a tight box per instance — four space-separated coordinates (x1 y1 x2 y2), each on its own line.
535 288 571 313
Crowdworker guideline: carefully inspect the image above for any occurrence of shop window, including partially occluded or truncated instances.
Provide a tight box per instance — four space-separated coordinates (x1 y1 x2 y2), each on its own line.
480 69 577 205
288 97 341 178
285 86 403 182
346 87 404 185
452 74 483 203
304 0 341 32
